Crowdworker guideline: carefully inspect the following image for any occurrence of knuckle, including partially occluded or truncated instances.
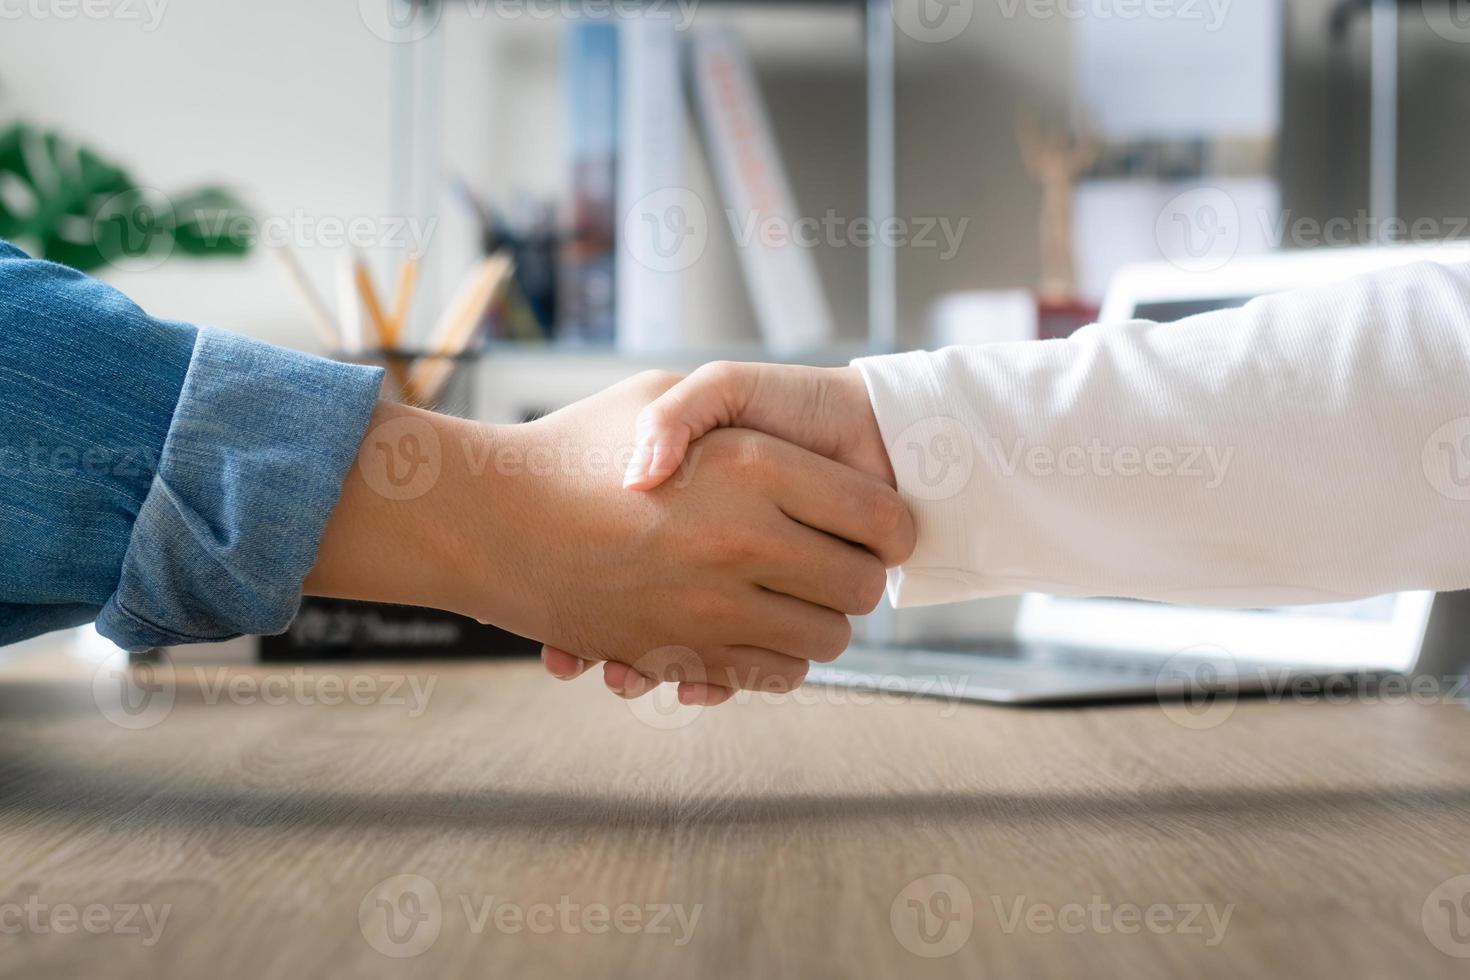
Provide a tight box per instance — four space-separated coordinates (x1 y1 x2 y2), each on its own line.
702 522 761 565
727 432 771 476
829 556 885 615
725 527 764 566
628 369 683 403
632 368 682 391
808 614 852 663
852 559 889 614
761 659 809 694
864 484 907 541
697 360 740 388
704 649 797 693
721 656 807 694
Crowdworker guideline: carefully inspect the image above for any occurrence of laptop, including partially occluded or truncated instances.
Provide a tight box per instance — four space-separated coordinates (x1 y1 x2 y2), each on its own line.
814 243 1470 705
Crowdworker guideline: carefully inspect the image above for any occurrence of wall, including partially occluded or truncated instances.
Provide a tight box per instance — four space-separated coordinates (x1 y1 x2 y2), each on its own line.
0 0 1071 355
1281 0 1470 244
1 2 397 349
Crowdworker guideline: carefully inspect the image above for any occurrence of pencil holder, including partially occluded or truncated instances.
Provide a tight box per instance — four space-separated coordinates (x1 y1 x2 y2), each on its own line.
335 349 481 419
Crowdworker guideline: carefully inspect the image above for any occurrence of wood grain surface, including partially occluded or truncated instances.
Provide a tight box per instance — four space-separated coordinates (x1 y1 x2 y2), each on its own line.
2 647 1470 979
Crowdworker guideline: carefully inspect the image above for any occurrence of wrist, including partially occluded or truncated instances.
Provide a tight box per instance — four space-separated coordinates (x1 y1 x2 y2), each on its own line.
306 402 512 623
443 418 535 625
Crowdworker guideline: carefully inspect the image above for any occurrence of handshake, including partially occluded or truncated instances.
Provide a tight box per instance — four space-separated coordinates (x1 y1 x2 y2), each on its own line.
312 360 915 708
533 362 914 707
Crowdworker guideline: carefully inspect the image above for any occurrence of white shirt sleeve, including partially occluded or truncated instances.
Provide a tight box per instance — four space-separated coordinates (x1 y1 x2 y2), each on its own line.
853 260 1470 609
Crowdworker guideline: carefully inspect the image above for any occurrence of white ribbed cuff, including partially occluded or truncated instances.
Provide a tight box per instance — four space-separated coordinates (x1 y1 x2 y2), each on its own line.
852 350 988 608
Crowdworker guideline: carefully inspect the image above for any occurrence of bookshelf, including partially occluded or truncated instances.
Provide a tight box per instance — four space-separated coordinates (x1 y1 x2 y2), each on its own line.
381 0 896 362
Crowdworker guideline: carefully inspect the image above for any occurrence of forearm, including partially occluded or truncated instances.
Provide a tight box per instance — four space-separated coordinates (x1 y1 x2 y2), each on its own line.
305 402 504 623
857 260 1470 607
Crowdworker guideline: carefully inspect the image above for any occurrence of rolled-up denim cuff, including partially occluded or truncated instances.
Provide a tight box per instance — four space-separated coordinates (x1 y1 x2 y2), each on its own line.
96 328 384 650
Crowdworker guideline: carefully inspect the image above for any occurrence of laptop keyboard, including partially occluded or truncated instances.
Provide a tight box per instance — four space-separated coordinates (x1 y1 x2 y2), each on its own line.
952 640 1173 677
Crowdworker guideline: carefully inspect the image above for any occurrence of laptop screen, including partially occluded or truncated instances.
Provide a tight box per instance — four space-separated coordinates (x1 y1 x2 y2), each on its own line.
1132 297 1254 322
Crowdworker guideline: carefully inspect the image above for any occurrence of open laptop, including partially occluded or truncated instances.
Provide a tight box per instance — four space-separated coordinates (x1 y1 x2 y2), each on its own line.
814 242 1470 705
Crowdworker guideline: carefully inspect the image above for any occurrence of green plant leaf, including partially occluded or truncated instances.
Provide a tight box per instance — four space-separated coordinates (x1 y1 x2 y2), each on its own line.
0 121 252 273
169 186 254 258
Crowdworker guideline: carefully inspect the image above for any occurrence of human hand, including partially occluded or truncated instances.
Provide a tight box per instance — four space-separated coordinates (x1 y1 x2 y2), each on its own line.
541 362 901 702
477 371 913 700
311 373 912 700
621 362 891 491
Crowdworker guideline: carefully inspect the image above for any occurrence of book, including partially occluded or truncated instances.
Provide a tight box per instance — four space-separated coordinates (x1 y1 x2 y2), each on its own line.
259 598 541 661
559 22 620 344
689 28 835 356
616 15 686 353
156 598 542 663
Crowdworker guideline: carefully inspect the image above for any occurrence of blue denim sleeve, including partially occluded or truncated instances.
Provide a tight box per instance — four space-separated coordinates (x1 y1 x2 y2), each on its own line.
0 240 384 650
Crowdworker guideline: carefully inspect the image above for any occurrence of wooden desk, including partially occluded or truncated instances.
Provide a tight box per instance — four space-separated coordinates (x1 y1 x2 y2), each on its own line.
2 648 1470 978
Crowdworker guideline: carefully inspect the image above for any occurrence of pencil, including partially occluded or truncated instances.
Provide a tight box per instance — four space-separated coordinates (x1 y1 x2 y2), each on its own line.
352 253 394 351
406 252 514 407
387 255 420 349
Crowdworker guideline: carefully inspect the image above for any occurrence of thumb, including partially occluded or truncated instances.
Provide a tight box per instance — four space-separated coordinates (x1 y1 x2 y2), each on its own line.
622 361 765 490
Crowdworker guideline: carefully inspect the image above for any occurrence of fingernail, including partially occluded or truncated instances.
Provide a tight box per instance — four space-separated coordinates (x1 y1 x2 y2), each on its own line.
622 445 651 488
647 445 669 479
650 444 685 479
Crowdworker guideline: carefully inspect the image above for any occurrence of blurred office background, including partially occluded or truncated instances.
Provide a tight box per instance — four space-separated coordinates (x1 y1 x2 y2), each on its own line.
7 0 1468 339
3 0 1468 645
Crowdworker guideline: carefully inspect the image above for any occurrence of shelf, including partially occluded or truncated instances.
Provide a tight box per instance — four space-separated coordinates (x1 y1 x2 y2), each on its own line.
478 339 872 366
436 0 865 6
